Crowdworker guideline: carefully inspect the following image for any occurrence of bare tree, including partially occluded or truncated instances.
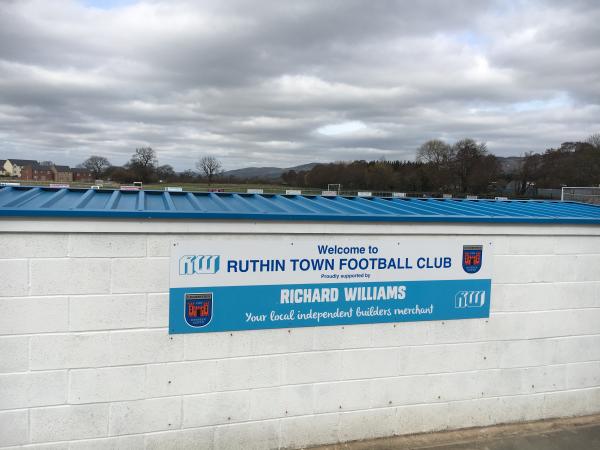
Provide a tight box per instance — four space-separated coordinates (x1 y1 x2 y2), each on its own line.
128 147 158 182
586 133 600 150
131 147 157 168
416 139 454 165
81 155 111 179
196 156 222 186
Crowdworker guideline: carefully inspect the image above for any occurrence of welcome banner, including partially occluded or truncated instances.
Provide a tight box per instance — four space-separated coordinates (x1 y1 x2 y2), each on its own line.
169 236 492 334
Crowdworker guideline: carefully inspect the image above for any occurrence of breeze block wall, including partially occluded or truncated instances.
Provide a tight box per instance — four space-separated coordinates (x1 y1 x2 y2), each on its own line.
1 222 599 449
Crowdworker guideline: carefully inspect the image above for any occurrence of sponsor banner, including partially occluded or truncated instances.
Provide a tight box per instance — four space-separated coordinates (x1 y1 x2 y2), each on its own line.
169 236 492 334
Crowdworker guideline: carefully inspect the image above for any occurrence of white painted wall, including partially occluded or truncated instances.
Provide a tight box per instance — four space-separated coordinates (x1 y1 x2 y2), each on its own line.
0 221 599 449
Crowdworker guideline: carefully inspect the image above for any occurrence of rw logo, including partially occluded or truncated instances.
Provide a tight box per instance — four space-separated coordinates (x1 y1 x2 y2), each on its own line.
455 290 486 308
179 255 220 275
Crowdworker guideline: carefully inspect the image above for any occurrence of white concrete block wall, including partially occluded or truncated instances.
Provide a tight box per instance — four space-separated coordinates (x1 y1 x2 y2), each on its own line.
0 228 599 449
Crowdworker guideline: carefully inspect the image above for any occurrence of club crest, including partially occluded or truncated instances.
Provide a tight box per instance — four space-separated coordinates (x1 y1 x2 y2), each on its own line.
462 245 483 274
185 292 213 327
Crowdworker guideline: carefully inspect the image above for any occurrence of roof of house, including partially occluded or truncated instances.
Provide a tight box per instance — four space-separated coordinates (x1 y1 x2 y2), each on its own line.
53 165 71 172
6 159 38 166
31 163 54 171
1 185 599 224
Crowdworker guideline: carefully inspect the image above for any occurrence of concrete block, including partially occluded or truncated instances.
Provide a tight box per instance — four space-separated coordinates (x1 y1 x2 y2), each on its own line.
428 317 489 345
585 387 600 415
214 420 280 450
146 235 173 257
313 324 373 351
488 365 567 397
30 404 109 443
494 255 551 284
0 371 66 409
400 341 497 375
497 393 545 424
0 234 68 258
371 322 430 348
145 428 214 450
30 333 111 370
370 372 480 408
146 360 216 397
314 379 370 413
215 355 283 391
574 255 600 281
566 361 600 389
69 435 145 450
69 366 146 403
147 293 168 328
111 258 168 294
0 296 68 335
249 327 314 355
485 310 575 341
110 330 183 365
447 397 501 429
492 235 555 255
494 254 589 284
280 412 340 449
341 348 400 380
498 339 556 368
369 377 406 408
0 336 28 373
0 259 28 297
492 282 600 312
283 351 341 385
109 397 181 436
30 259 110 295
554 236 600 254
497 336 600 369
555 335 600 364
339 407 398 442
0 410 28 446
397 402 448 435
542 388 594 419
183 390 250 428
68 234 146 258
184 331 253 361
249 384 313 420
69 294 146 331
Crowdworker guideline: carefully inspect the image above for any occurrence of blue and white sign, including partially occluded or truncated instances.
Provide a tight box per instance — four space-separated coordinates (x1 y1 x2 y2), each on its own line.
169 236 492 334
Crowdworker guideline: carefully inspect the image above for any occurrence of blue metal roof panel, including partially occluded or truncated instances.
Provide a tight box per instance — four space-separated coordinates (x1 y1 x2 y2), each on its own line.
1 186 599 224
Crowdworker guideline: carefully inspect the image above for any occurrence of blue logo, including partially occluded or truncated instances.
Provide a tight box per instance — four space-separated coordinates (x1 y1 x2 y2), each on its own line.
462 245 483 274
455 290 486 308
179 255 220 275
185 293 213 327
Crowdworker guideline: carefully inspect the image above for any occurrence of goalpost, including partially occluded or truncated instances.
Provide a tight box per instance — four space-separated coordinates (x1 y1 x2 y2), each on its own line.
561 186 600 204
327 184 341 193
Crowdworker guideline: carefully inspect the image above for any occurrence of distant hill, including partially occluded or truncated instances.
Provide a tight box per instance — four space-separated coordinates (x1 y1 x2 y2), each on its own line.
221 157 524 181
221 162 319 180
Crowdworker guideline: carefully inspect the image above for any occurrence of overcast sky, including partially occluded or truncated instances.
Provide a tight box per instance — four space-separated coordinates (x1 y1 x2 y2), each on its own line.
1 0 599 171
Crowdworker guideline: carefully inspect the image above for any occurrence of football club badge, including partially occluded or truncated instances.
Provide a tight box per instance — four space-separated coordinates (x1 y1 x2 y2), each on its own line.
185 293 213 327
462 245 483 274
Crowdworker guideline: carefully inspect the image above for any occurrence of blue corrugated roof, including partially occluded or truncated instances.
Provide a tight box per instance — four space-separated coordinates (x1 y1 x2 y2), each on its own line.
0 185 599 224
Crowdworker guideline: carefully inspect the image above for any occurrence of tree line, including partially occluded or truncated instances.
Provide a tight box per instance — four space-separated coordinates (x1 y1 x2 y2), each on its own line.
282 134 600 195
80 148 223 185
80 133 600 194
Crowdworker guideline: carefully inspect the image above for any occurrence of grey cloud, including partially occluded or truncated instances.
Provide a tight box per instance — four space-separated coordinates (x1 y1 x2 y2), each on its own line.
0 0 599 171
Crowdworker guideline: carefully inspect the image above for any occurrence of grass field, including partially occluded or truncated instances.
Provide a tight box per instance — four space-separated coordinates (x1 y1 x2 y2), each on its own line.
0 178 315 194
1 178 522 199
